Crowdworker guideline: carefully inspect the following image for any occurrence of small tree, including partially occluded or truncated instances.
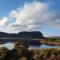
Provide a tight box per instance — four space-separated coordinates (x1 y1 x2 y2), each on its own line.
0 47 9 60
14 41 29 58
19 57 27 60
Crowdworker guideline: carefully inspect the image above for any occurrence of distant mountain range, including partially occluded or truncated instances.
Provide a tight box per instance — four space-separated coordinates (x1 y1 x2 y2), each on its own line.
0 31 44 39
46 36 60 40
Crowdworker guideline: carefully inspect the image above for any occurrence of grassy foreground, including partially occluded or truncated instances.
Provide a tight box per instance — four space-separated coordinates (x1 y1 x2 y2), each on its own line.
0 41 60 60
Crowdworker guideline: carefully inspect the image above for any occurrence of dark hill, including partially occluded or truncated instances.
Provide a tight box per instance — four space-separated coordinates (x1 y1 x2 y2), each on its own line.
17 31 44 39
0 31 44 39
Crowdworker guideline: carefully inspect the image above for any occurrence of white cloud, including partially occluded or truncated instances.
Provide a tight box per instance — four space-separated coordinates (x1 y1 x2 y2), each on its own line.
0 1 60 33
9 2 54 31
0 17 8 26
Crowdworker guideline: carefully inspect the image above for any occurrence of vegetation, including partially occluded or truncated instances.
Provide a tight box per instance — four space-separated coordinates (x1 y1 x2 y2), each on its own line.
0 41 60 60
40 38 60 46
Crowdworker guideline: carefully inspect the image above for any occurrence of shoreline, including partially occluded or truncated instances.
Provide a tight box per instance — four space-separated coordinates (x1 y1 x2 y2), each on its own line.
40 39 60 46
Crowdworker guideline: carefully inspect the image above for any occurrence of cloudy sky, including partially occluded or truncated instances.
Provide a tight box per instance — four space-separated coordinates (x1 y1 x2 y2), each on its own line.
0 0 60 37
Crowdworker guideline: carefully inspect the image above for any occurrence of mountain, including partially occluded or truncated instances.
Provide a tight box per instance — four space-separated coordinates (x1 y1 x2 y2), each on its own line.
17 31 44 39
0 32 16 38
0 31 44 39
46 36 60 40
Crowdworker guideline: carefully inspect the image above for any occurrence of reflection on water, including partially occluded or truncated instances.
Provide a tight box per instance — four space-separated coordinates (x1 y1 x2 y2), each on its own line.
0 43 60 50
29 45 60 49
0 43 15 50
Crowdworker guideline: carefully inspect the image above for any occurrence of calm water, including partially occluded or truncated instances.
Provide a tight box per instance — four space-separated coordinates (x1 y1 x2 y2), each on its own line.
28 45 60 50
0 43 60 50
0 43 14 50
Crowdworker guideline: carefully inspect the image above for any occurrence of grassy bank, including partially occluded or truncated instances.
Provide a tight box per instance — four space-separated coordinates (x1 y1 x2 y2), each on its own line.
40 38 60 46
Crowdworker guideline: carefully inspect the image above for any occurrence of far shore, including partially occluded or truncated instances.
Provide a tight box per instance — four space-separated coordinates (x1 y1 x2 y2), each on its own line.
40 39 60 46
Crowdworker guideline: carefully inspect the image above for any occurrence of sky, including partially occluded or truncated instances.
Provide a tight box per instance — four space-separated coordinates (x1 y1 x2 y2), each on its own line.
0 0 60 37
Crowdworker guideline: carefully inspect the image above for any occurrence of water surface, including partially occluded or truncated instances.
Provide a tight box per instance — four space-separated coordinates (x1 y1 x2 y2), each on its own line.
0 43 60 50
